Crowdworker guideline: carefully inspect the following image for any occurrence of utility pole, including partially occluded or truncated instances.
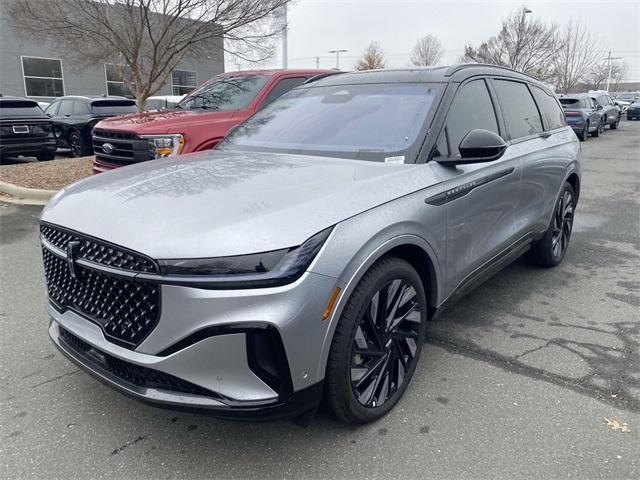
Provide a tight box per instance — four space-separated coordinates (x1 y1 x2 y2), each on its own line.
314 56 320 69
603 51 622 92
328 49 347 70
281 5 288 68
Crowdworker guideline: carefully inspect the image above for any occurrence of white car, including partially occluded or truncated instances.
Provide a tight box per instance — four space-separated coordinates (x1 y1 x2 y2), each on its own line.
613 92 639 114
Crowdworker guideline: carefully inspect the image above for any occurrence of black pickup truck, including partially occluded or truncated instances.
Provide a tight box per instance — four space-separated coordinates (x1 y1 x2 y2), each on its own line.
0 96 57 162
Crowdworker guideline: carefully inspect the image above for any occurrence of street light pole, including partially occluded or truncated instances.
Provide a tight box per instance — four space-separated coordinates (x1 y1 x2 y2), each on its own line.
328 49 347 70
603 51 623 92
314 56 320 69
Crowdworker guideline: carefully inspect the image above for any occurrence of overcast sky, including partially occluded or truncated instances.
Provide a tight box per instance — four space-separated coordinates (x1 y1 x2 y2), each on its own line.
254 0 640 82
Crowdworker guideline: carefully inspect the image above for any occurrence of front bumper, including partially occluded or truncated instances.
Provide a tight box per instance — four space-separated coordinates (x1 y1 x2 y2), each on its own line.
47 266 340 419
50 320 323 420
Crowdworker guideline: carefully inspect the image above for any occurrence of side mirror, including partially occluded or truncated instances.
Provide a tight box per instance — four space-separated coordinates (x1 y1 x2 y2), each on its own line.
438 129 507 165
597 104 603 110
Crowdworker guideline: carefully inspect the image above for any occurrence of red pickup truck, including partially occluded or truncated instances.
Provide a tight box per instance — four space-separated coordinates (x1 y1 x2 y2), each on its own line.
91 69 332 173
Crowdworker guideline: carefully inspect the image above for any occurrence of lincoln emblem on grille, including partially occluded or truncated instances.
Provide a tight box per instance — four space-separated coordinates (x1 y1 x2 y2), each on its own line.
65 240 81 279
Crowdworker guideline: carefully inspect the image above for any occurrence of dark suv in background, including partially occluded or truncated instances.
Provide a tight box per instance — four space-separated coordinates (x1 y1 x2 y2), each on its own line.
558 94 603 141
0 95 57 162
44 96 137 157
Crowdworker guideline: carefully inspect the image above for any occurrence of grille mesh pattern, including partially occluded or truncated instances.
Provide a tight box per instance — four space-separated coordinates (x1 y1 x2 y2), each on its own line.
40 224 158 273
43 248 160 348
59 328 217 398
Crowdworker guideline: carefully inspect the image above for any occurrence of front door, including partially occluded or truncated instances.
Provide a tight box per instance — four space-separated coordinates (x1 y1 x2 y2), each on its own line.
428 78 522 297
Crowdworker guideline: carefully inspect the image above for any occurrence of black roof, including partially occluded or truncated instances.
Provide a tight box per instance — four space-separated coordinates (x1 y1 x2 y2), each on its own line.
307 63 544 87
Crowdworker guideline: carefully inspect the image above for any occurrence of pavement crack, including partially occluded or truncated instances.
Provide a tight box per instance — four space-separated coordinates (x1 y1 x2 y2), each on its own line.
514 341 552 360
426 335 640 414
30 370 78 389
111 434 150 456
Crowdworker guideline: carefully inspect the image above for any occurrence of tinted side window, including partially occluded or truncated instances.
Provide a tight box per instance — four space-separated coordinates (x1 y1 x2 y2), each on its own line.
261 77 307 107
493 80 543 140
57 100 74 116
531 86 566 130
44 101 60 117
438 79 499 158
73 101 90 115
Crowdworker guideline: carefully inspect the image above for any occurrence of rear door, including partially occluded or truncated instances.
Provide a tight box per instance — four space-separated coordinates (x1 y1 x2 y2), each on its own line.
429 78 521 295
50 99 74 144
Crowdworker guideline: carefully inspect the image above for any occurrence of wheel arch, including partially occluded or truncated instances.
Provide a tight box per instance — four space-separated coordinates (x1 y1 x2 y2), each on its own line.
566 172 580 204
314 234 442 383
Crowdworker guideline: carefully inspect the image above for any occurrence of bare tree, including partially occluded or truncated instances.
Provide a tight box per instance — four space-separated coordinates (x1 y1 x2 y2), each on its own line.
553 19 599 93
410 35 444 67
355 42 387 71
610 61 628 91
588 60 627 91
463 7 559 80
8 0 291 110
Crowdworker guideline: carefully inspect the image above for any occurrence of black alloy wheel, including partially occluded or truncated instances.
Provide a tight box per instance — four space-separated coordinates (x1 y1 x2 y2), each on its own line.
551 188 574 260
69 131 84 158
324 257 427 424
350 278 422 408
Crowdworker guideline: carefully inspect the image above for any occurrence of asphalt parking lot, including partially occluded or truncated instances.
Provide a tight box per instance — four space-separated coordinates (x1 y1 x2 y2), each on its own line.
1 121 639 479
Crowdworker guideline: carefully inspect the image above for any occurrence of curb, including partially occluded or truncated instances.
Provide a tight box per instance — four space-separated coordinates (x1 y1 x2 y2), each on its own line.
0 180 56 205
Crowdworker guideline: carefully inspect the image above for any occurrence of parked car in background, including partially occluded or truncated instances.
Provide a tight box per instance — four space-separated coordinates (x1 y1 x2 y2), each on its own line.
558 94 603 140
614 92 640 114
44 96 137 157
91 69 334 173
588 91 620 129
144 95 185 111
626 100 640 120
0 95 56 162
42 65 581 424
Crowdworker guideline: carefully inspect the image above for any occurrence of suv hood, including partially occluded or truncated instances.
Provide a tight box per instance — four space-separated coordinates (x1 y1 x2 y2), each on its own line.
94 108 236 135
41 150 441 259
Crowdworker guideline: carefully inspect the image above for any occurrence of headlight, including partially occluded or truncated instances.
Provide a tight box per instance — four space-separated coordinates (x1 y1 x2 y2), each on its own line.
141 134 184 158
157 228 333 288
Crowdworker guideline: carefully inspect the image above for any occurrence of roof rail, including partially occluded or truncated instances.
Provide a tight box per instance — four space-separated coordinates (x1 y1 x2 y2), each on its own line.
444 63 539 81
303 71 346 84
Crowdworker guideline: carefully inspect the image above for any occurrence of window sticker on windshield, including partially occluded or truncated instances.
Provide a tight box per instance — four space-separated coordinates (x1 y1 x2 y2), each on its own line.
384 156 405 164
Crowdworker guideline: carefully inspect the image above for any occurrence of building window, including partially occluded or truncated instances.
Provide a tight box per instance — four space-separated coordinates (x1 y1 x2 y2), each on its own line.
21 57 65 97
105 63 133 97
172 70 197 95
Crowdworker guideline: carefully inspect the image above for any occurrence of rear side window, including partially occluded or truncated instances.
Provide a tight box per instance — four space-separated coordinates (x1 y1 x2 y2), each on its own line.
260 77 307 108
437 79 499 158
57 100 74 117
44 102 60 117
90 100 137 114
531 86 566 130
0 99 43 117
73 101 90 115
493 80 543 140
559 98 579 106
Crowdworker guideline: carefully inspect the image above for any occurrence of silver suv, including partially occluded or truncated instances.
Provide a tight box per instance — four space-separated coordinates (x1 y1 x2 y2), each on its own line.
40 65 580 425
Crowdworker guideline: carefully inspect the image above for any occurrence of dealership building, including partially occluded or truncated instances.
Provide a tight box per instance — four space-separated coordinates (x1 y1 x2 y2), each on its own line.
0 1 224 102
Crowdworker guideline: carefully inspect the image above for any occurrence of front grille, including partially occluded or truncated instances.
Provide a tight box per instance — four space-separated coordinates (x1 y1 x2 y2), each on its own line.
59 328 219 398
41 223 158 273
92 129 152 166
41 224 161 349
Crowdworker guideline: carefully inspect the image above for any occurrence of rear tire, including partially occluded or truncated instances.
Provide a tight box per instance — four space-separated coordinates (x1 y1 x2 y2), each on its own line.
591 120 601 137
610 116 619 129
69 131 92 158
577 123 588 141
324 257 427 424
527 182 575 268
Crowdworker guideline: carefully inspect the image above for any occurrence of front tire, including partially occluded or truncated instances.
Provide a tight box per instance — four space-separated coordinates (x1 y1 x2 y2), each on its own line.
591 120 601 137
610 115 619 129
527 182 575 268
324 257 427 424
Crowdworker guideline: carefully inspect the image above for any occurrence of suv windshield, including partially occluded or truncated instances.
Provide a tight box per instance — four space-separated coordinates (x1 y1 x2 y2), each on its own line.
0 99 44 118
218 82 441 162
178 75 269 111
90 100 137 115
